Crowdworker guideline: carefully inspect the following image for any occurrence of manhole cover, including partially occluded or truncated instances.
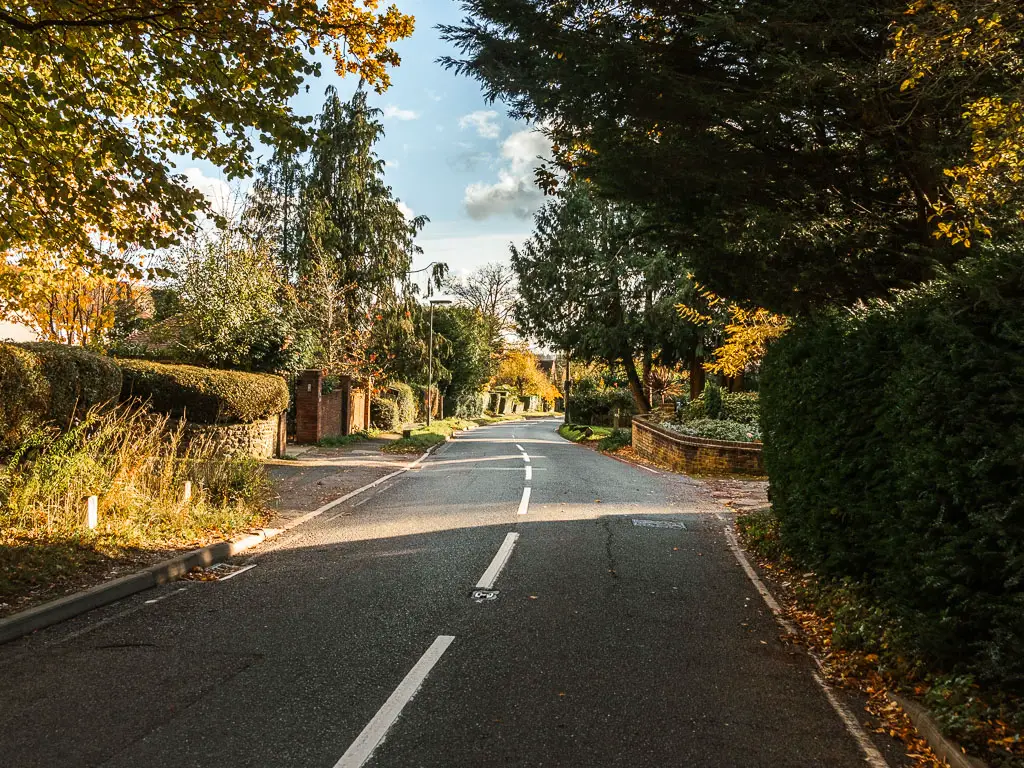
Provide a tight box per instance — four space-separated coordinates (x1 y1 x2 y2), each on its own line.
470 589 499 602
632 519 687 529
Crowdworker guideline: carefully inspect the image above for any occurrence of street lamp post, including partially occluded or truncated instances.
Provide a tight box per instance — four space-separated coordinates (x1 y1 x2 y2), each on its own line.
427 298 452 427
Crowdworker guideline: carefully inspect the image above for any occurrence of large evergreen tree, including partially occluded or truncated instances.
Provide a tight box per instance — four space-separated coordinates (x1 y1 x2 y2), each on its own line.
440 0 1009 312
511 182 697 411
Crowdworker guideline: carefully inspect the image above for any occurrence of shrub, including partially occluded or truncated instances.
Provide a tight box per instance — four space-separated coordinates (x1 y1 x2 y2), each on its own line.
448 391 485 419
703 381 724 419
761 251 1024 692
597 427 632 452
685 390 759 425
665 417 761 442
388 382 416 425
568 387 634 424
0 344 50 454
21 343 122 428
118 359 289 424
370 396 400 432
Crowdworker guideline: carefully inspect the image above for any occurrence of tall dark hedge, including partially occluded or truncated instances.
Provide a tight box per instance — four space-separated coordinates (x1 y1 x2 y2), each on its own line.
761 251 1024 691
0 343 50 454
118 359 289 424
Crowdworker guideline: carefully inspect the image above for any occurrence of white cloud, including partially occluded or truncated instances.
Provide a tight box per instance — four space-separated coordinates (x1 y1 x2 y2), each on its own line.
182 167 234 216
458 110 501 139
397 201 415 220
463 129 552 220
383 105 419 121
385 159 400 169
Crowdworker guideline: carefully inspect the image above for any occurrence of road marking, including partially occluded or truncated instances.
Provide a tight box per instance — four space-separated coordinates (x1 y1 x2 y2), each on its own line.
334 635 455 768
517 487 531 515
525 465 532 481
723 525 889 767
515 444 524 451
143 588 187 605
637 464 660 474
521 453 531 464
632 519 686 529
475 532 520 589
217 564 257 581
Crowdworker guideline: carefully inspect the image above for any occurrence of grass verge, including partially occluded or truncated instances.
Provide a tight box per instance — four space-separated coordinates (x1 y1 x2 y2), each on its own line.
559 424 631 452
0 405 269 615
381 418 477 454
737 508 1023 768
318 429 379 448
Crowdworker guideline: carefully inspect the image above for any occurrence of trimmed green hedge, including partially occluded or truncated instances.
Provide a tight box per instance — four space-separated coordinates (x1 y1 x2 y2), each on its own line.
0 343 50 453
118 359 289 424
21 343 122 428
567 386 634 425
686 390 759 424
761 254 1024 691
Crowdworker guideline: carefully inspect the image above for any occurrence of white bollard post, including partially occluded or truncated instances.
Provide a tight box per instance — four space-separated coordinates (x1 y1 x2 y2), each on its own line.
86 495 98 529
183 481 192 502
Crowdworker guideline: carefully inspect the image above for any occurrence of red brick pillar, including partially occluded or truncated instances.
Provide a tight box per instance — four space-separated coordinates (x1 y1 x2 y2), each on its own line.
295 369 324 444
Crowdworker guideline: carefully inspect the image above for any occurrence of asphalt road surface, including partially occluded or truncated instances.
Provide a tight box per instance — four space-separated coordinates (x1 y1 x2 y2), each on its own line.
0 419 903 767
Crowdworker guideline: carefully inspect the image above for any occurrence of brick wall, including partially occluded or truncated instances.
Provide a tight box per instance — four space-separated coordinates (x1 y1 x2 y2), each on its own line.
294 369 370 443
631 415 764 476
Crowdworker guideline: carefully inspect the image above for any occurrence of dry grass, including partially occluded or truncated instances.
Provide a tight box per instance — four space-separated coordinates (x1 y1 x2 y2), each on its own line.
0 405 269 612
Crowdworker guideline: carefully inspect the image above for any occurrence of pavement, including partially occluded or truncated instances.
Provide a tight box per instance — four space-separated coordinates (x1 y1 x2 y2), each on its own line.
0 419 910 767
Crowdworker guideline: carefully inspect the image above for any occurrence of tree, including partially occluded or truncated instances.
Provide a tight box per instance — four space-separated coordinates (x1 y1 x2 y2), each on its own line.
8 261 148 347
161 220 305 373
441 0 994 313
250 87 429 379
511 181 697 412
443 263 518 344
493 347 559 404
0 0 415 303
430 306 499 417
893 0 1024 244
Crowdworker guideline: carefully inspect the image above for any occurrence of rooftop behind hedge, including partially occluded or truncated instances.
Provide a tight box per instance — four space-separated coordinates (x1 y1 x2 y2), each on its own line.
118 359 289 424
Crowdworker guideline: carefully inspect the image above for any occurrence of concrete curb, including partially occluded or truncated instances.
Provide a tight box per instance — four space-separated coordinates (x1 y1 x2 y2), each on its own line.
888 693 989 768
0 445 439 645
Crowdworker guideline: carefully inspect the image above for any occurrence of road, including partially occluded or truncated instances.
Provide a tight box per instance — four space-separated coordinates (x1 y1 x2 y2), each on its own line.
0 419 903 767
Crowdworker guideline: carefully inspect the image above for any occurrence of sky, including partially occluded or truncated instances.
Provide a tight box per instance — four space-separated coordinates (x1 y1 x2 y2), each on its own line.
182 0 549 287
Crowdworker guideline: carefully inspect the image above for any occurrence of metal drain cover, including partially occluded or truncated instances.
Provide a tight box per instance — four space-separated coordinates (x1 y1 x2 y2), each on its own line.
470 589 499 602
632 519 687 529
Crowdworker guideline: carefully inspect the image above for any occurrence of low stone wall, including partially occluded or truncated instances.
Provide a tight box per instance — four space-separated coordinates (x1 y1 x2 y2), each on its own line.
631 415 764 476
183 411 286 459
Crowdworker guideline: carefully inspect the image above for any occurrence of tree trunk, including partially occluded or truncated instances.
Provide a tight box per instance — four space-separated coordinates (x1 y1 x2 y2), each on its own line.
623 356 651 413
689 354 705 400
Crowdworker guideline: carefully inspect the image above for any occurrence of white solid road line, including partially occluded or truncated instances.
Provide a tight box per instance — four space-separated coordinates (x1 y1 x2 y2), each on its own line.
637 464 660 474
517 486 532 516
334 635 455 768
525 465 533 481
475 532 520 589
515 444 524 451
521 453 531 464
217 564 257 581
722 525 889 768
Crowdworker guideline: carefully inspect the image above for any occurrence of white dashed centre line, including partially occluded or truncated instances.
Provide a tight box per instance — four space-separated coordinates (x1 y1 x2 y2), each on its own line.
475 532 520 589
333 635 455 768
525 465 533 482
517 487 532 516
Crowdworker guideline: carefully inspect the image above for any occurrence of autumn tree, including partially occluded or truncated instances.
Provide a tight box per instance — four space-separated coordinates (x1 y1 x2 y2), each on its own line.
493 347 559 405
0 0 415 305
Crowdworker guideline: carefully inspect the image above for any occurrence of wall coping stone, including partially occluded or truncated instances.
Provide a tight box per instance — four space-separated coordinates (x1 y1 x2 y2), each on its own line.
632 415 763 452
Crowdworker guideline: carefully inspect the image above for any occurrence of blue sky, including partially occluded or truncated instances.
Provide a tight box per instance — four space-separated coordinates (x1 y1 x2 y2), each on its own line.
183 0 548 285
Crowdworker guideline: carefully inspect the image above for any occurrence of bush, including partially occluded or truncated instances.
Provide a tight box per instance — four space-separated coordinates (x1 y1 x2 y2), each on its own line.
370 396 400 432
703 381 724 419
761 251 1024 692
447 391 485 419
21 343 122 428
568 387 634 425
388 382 416 425
0 344 50 454
685 390 759 425
665 417 761 442
118 359 289 424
